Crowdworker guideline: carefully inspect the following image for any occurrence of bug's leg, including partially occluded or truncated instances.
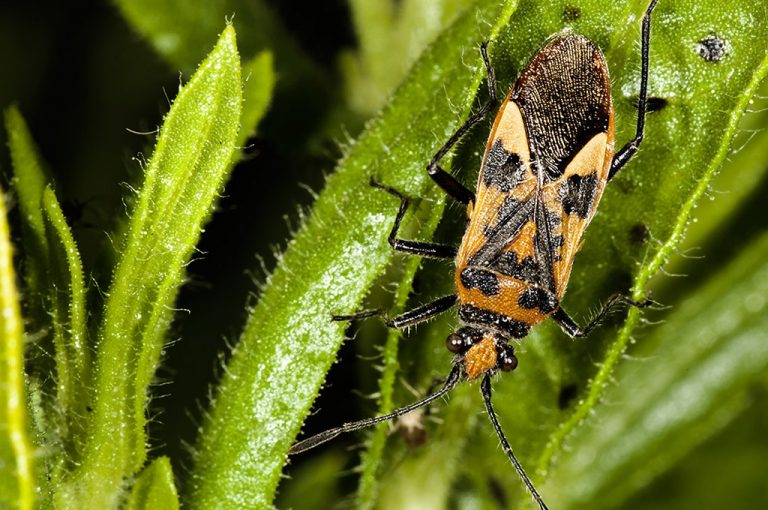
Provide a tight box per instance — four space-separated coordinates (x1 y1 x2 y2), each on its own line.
371 179 458 259
608 0 659 181
426 42 498 205
552 294 654 338
333 295 457 329
387 295 458 329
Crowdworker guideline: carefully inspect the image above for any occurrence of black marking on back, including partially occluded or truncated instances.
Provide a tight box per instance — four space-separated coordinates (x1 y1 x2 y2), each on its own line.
481 195 523 240
460 268 500 296
494 251 539 282
512 35 611 182
532 198 560 292
459 305 531 339
470 197 535 266
469 193 560 291
560 173 598 218
482 140 527 192
517 287 558 314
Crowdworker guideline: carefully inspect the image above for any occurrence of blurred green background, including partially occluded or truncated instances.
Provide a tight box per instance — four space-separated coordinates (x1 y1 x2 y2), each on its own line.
1 0 767 508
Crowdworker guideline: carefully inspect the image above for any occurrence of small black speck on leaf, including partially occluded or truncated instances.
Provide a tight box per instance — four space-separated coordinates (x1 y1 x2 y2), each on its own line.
633 96 668 113
697 34 728 62
562 5 581 22
629 223 650 245
558 383 579 409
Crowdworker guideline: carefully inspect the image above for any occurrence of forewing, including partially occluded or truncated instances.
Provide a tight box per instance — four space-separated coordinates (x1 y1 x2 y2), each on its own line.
459 34 614 297
458 100 541 284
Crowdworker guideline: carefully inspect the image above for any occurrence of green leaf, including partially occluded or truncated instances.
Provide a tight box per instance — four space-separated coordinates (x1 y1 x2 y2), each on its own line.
125 456 180 510
54 25 242 508
0 186 36 510
4 106 50 321
41 186 90 457
659 77 768 286
187 0 517 507
622 376 768 510
353 192 447 509
5 107 91 494
543 229 768 509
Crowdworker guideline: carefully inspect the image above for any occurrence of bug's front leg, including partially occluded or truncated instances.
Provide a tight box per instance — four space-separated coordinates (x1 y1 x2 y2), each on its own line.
333 295 458 329
425 42 498 205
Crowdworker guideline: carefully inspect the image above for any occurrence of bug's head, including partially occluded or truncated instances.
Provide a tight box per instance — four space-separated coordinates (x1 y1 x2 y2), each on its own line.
446 326 518 380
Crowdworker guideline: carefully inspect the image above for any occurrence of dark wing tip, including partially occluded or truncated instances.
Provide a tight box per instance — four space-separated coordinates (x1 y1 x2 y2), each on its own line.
511 32 612 180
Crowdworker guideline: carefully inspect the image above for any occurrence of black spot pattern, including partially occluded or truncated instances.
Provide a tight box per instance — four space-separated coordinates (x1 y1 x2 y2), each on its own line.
497 195 524 221
494 251 539 283
471 198 535 266
539 205 564 263
560 173 598 218
482 140 527 192
459 305 531 339
460 268 500 296
517 287 558 314
549 233 565 250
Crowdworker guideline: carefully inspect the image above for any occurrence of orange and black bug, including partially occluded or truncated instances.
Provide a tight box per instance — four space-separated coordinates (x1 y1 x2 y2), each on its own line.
290 1 659 508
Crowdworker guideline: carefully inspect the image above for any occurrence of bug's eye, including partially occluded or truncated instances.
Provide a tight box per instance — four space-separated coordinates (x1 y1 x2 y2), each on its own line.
446 333 466 353
497 344 518 372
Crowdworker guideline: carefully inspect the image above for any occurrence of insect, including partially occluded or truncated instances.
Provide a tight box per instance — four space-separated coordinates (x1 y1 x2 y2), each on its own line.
290 2 659 508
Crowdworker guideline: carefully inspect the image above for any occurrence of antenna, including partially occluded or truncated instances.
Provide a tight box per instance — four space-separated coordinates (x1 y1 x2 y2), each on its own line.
289 364 463 454
481 375 549 510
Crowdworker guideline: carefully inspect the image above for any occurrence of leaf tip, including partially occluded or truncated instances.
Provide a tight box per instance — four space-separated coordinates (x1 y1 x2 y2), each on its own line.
216 24 238 56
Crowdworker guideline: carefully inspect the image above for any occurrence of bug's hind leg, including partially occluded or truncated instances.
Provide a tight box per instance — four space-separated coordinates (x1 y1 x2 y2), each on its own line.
426 42 498 205
370 179 458 259
608 0 659 180
552 294 655 338
333 295 458 329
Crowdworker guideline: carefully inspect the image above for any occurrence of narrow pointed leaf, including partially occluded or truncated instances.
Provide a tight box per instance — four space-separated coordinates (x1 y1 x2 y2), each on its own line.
126 456 179 510
56 25 242 507
0 186 35 510
4 106 50 319
41 186 89 455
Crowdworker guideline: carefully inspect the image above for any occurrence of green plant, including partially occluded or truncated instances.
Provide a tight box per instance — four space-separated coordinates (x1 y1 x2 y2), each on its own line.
1 1 767 509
